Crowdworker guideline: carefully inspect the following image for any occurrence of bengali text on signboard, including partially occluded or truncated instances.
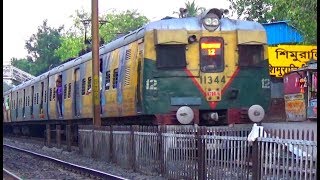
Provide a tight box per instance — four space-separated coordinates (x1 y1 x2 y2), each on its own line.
268 45 317 77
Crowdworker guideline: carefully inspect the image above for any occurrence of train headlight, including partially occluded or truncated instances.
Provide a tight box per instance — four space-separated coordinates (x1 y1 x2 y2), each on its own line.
176 106 194 124
202 14 220 31
248 105 265 123
203 17 220 26
199 8 223 31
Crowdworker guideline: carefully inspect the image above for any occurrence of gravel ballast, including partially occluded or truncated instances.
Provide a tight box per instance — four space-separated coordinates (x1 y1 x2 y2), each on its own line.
3 137 166 180
4 146 90 179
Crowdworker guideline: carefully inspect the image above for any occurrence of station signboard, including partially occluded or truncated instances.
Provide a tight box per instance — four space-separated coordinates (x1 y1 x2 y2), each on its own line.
268 45 317 77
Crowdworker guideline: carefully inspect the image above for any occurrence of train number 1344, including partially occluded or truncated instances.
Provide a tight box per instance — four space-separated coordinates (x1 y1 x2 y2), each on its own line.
200 75 226 84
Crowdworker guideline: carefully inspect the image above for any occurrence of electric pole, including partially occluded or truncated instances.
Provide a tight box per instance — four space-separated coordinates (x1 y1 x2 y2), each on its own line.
91 0 101 126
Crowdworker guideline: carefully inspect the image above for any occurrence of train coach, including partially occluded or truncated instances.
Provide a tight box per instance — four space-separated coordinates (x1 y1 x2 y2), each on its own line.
3 8 271 126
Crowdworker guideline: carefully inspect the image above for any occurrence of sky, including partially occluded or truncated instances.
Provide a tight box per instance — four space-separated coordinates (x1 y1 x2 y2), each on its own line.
3 0 230 65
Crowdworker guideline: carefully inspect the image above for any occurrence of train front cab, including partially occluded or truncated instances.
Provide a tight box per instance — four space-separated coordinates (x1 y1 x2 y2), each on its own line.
142 9 271 125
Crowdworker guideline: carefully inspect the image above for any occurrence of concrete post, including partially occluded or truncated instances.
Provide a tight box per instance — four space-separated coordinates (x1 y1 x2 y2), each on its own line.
46 124 51 147
56 125 61 149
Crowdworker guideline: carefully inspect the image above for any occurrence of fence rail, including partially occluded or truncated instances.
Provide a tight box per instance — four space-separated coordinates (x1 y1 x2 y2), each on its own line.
78 125 317 180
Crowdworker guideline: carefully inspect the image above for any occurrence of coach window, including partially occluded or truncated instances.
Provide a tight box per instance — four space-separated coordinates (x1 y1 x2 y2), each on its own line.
113 69 118 88
105 71 110 90
49 88 52 101
81 78 86 95
87 77 92 93
53 87 56 100
238 45 264 67
68 83 71 98
64 84 67 99
200 37 224 73
156 44 186 69
44 91 47 103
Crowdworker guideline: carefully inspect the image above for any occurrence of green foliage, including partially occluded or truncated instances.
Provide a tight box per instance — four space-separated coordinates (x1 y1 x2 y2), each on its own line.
23 20 63 75
268 0 317 44
54 35 84 61
54 9 149 61
67 9 91 36
173 0 206 17
184 0 206 17
10 57 35 75
11 9 149 77
228 0 317 44
228 0 272 22
100 10 149 43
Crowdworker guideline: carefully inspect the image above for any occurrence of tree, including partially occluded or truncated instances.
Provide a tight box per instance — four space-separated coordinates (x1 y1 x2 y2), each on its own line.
228 0 317 44
11 20 64 76
228 0 272 22
100 10 149 43
184 0 206 17
54 9 90 60
10 57 36 76
24 19 64 75
268 0 317 44
54 35 84 61
55 9 149 61
173 0 206 17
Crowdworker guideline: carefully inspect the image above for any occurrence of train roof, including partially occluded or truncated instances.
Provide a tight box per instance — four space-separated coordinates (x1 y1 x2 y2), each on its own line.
5 13 265 94
99 16 265 54
13 71 50 90
146 16 265 32
10 82 24 92
41 15 267 75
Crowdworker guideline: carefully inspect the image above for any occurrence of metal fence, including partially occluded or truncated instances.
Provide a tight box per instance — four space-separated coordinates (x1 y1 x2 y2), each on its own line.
258 129 317 180
78 125 317 180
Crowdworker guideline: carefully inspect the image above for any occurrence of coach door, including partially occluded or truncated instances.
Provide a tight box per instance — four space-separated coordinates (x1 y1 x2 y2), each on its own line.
136 40 144 113
16 92 18 119
74 68 81 117
23 89 26 119
40 82 44 118
31 86 34 118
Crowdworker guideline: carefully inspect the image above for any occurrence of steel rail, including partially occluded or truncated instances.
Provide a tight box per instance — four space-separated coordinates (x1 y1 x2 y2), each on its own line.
3 168 23 180
3 144 128 180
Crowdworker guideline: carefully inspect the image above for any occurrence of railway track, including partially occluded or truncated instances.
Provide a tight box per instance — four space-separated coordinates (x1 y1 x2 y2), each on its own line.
3 168 22 180
3 144 128 180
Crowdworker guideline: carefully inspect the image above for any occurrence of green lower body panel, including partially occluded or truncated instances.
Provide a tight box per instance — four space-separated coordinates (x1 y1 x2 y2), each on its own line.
142 59 271 124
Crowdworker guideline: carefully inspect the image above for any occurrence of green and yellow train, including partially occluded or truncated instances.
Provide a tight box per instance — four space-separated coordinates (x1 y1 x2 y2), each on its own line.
3 8 271 125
